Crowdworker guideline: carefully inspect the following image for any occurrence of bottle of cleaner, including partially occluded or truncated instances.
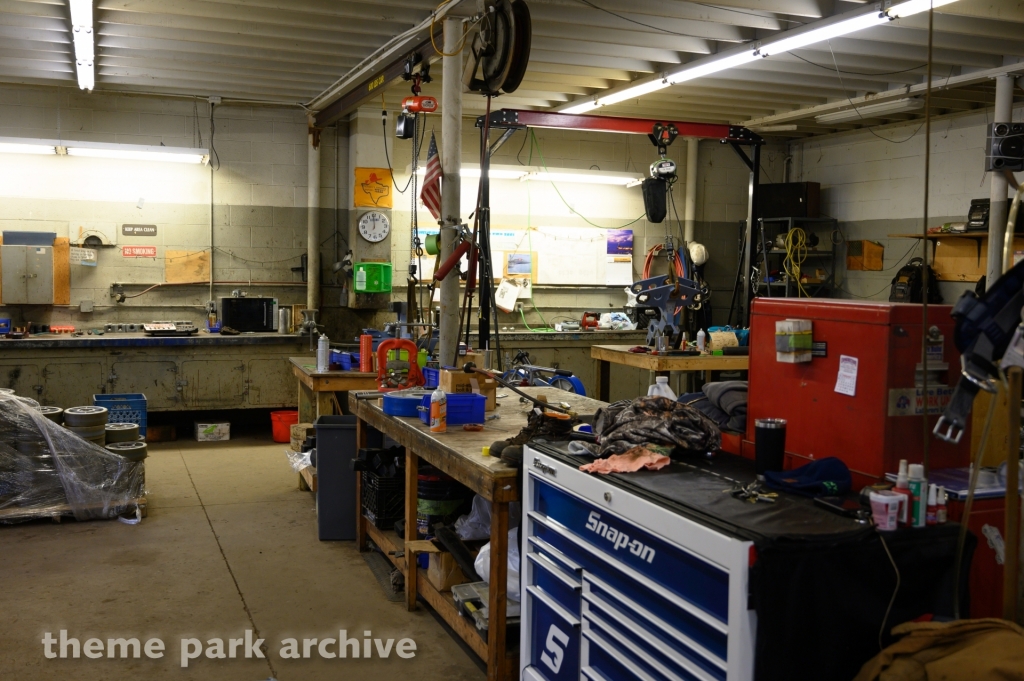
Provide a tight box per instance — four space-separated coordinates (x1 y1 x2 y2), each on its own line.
892 460 912 526
429 387 447 434
316 334 330 373
908 463 927 528
926 483 938 525
697 328 706 353
936 486 948 524
647 376 677 400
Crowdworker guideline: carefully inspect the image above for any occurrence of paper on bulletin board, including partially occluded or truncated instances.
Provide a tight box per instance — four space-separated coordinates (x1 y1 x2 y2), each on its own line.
354 167 393 208
605 257 633 285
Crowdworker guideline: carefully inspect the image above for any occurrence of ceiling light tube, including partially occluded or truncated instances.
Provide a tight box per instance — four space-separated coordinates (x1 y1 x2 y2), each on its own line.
76 60 94 91
756 10 890 58
887 0 960 19
66 142 209 164
815 97 924 123
0 138 58 155
69 0 95 91
522 171 643 186
666 51 761 85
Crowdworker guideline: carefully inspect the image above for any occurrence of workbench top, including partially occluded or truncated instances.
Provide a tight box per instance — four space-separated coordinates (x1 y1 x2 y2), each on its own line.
0 331 305 349
350 386 607 499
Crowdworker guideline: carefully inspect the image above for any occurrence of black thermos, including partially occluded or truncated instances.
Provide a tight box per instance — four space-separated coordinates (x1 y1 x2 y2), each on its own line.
754 418 787 478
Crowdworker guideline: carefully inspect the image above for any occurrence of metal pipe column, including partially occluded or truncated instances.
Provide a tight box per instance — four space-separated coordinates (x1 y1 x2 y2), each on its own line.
438 17 463 364
684 138 698 242
986 75 1014 289
741 144 761 325
306 116 321 311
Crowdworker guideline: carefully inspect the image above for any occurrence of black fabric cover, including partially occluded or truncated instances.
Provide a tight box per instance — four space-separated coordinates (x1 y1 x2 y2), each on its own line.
642 177 667 223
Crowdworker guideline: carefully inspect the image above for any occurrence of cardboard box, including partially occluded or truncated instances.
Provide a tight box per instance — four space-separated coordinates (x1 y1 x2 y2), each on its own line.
427 551 468 592
195 421 230 441
932 237 984 282
454 351 486 369
439 368 497 411
846 240 884 271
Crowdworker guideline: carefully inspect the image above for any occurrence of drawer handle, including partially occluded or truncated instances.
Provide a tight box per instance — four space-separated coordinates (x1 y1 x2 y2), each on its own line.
526 585 581 626
582 629 659 681
528 535 583 573
528 552 582 590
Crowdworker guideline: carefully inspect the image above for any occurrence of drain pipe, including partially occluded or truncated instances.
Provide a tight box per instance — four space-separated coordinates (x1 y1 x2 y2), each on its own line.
683 138 698 242
307 115 322 311
438 16 463 366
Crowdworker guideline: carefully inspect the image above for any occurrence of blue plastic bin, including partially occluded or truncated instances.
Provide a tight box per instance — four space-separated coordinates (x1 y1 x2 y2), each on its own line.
423 366 439 389
418 393 485 426
93 393 147 436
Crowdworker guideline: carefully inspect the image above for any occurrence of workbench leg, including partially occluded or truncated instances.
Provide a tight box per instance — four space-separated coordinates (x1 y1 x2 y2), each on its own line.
596 359 610 402
355 418 369 552
315 391 334 420
487 500 510 681
704 369 712 386
298 382 315 424
405 448 419 612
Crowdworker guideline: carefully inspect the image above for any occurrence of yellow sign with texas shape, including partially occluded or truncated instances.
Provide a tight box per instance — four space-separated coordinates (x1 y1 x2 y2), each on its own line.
354 167 393 209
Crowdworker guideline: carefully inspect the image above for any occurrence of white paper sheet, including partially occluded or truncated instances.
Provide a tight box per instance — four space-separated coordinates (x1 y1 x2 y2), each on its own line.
835 355 858 397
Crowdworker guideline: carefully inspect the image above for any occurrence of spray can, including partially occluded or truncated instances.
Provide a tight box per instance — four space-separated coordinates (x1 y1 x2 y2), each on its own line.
936 486 948 524
926 483 938 525
908 463 926 528
317 334 330 373
697 328 706 353
429 387 447 434
892 459 911 526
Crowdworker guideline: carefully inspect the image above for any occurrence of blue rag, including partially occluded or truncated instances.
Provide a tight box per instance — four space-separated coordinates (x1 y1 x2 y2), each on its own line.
764 457 852 498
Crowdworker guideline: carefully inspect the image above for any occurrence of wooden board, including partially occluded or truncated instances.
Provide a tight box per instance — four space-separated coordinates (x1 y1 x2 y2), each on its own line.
165 249 210 284
297 466 317 492
0 496 147 523
591 344 749 372
53 237 70 305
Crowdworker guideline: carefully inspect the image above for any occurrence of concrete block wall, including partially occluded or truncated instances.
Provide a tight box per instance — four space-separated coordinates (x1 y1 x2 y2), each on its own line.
0 84 347 329
789 104 1024 303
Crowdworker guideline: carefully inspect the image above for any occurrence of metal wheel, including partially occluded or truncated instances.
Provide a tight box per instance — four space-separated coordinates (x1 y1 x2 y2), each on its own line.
107 441 148 461
64 406 108 427
38 406 63 423
105 423 140 443
66 424 107 440
547 375 582 394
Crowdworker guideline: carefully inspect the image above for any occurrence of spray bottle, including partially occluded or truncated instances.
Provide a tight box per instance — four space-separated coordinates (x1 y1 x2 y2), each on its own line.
926 483 938 525
316 334 330 373
697 328 706 353
908 463 927 528
429 386 447 434
892 459 911 526
936 486 948 524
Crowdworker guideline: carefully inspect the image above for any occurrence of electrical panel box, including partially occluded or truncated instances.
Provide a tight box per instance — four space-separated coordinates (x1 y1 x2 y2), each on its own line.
1 245 54 304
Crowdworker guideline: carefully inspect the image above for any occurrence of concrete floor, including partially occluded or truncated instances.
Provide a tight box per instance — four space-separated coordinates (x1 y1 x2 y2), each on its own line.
1 435 485 681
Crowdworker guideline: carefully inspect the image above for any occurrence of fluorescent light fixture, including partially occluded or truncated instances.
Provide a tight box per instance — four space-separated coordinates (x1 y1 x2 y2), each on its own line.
414 165 527 180
815 97 924 123
522 170 643 186
0 138 57 155
887 0 959 19
66 142 209 164
756 11 889 58
596 79 670 106
561 99 601 115
69 0 95 91
666 51 760 85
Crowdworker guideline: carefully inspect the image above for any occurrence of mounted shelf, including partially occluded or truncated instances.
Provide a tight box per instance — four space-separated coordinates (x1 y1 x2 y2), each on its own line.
889 231 1022 283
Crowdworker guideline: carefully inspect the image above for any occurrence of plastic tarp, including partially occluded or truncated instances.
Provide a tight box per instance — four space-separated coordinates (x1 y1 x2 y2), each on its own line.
0 396 145 523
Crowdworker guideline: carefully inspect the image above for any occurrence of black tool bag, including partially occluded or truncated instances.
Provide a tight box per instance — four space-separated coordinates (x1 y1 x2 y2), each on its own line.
642 177 667 223
889 257 943 303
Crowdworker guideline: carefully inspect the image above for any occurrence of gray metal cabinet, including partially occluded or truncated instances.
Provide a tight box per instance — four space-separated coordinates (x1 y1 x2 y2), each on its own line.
1 245 53 304
0 362 42 399
42 362 104 407
246 358 294 406
180 360 245 408
109 360 180 408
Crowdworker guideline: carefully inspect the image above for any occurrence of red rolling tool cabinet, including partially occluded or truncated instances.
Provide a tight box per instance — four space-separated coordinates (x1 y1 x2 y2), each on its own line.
743 299 973 489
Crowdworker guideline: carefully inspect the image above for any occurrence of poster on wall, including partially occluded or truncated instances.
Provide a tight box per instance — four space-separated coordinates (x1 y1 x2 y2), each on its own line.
606 229 633 255
69 247 97 266
354 168 393 208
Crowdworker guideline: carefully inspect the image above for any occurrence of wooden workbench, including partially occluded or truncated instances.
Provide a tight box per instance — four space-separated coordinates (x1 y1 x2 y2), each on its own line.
290 357 378 422
591 344 750 401
349 387 606 681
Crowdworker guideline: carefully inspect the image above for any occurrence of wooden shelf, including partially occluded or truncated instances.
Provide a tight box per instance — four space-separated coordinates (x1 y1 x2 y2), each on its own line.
889 232 986 239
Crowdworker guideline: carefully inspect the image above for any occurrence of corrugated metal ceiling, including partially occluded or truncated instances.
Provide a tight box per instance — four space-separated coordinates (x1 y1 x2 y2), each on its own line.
0 0 1021 137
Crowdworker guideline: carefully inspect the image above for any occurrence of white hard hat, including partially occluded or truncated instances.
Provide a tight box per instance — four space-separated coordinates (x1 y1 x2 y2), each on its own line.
688 242 709 265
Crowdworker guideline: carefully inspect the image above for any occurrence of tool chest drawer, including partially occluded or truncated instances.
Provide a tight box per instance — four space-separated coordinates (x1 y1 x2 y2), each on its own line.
525 585 581 681
522 446 756 681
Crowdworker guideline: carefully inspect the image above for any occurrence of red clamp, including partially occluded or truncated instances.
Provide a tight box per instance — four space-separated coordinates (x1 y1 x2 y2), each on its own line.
376 338 425 392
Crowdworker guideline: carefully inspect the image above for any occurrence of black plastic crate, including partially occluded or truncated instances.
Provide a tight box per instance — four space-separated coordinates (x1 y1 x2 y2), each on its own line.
362 470 405 530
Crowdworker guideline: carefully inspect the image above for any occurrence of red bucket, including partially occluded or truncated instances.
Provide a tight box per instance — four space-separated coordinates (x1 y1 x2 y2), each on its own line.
270 410 299 443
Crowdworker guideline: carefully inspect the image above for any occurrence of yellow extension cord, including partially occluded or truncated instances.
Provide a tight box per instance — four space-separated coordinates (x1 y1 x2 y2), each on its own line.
784 227 810 297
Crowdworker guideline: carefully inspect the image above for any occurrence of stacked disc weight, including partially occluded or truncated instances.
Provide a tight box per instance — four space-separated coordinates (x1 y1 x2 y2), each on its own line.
37 406 63 424
0 388 15 395
105 423 140 443
64 406 108 446
106 440 147 461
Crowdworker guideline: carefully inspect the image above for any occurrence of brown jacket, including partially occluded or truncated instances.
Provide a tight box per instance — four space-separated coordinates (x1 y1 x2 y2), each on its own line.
855 618 1024 681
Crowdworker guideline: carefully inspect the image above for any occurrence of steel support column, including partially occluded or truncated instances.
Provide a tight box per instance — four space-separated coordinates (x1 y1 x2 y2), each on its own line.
439 17 463 365
987 75 1015 289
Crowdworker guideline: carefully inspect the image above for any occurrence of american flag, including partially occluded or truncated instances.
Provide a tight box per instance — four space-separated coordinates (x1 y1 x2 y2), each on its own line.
421 132 442 221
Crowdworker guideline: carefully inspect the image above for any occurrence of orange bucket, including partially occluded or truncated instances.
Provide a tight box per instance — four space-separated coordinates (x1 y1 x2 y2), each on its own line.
271 410 299 442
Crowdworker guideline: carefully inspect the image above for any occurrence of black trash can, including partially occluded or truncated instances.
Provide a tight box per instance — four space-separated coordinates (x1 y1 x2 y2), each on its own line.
314 415 358 541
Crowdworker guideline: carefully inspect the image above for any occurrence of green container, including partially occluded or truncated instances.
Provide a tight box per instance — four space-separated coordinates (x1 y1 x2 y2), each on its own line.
354 262 392 293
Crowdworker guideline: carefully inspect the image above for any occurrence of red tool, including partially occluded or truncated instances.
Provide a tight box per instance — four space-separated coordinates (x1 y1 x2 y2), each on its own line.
402 96 438 113
375 338 425 392
581 312 599 331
